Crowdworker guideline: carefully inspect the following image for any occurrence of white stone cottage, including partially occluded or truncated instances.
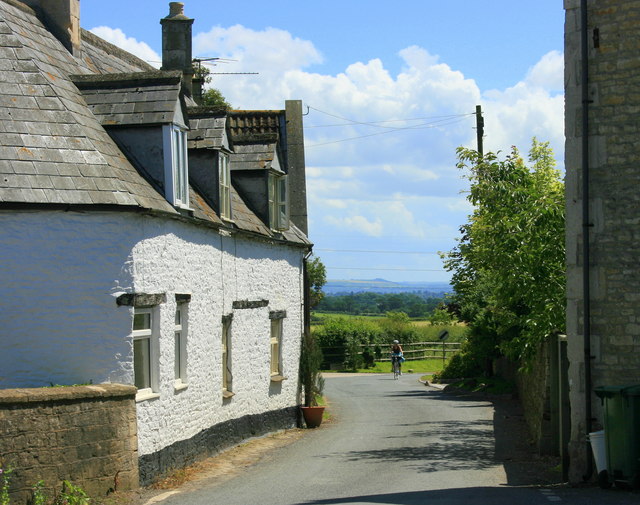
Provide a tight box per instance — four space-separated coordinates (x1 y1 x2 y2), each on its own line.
0 0 310 482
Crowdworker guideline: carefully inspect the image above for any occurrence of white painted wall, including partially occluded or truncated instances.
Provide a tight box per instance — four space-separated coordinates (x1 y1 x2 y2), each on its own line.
0 210 306 457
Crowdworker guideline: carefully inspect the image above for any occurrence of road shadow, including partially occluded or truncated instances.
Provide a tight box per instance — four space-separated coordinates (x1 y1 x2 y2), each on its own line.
296 484 640 505
325 385 562 486
296 486 535 505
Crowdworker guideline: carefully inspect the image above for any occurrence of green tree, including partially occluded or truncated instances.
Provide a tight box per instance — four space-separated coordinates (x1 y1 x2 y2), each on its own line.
200 88 232 109
307 254 327 309
193 61 232 109
442 138 565 365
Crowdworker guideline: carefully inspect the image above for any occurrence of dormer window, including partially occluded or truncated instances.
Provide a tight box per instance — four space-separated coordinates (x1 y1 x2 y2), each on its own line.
268 173 289 231
163 124 189 208
219 151 231 220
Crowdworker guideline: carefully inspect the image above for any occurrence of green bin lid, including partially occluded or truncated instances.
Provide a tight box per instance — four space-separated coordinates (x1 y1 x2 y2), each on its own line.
595 385 640 398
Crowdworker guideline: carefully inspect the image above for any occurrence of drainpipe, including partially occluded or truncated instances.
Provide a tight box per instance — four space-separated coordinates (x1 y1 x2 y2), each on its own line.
580 0 593 481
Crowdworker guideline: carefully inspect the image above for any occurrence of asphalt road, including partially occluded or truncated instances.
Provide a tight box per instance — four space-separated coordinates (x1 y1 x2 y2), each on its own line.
154 374 639 505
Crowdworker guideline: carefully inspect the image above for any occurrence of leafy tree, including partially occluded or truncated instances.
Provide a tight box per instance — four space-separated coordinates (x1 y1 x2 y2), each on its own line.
429 305 457 326
442 138 565 365
201 88 232 109
192 61 232 109
307 254 327 309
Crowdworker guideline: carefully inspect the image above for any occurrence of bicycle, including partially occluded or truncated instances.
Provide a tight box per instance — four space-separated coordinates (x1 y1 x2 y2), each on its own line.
391 354 402 379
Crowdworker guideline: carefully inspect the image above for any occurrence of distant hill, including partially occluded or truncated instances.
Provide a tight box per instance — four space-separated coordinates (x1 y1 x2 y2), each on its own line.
324 278 452 296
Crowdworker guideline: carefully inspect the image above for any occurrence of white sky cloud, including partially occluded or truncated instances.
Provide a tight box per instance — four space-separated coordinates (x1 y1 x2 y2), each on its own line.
88 21 564 282
325 215 384 237
89 27 161 68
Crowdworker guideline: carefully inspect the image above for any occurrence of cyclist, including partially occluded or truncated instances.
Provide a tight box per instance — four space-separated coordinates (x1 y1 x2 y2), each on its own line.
391 340 404 376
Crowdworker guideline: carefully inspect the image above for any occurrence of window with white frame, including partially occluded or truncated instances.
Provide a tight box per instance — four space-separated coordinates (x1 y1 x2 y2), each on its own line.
163 124 189 208
219 151 231 220
174 303 188 386
222 316 233 395
268 173 289 231
270 318 283 377
133 308 157 396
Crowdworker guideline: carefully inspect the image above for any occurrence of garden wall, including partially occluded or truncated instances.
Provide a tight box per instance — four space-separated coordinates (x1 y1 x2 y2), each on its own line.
494 341 555 455
0 384 138 505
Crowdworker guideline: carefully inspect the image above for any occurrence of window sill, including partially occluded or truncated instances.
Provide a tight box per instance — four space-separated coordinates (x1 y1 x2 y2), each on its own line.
270 375 287 383
222 390 235 399
174 380 188 392
135 390 160 403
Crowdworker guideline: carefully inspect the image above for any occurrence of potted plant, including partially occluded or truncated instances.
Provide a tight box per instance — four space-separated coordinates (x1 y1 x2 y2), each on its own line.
299 330 325 428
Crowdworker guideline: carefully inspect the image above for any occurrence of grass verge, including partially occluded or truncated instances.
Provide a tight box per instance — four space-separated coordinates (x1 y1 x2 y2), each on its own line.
324 358 447 375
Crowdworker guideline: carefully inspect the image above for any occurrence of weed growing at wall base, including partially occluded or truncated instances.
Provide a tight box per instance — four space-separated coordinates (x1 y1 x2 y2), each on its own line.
0 469 90 505
1 468 12 505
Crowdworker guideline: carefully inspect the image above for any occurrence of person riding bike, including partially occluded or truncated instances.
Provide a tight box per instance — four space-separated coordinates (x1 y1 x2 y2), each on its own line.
391 340 404 376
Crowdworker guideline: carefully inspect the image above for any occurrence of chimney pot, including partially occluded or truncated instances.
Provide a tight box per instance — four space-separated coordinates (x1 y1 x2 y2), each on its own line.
168 2 185 18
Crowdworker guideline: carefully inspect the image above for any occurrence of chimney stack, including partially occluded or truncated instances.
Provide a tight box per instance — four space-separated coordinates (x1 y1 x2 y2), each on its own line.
161 2 194 96
285 100 308 235
24 0 80 56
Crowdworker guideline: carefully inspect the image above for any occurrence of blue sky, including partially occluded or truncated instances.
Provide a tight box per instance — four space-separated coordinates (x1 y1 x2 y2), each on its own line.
83 1 565 284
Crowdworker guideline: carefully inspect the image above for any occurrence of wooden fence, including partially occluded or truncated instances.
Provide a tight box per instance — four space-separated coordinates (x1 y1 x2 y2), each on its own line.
320 341 461 369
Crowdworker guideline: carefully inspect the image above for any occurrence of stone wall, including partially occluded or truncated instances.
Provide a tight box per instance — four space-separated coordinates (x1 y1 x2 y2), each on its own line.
514 343 555 455
564 0 640 481
494 342 554 455
0 384 138 505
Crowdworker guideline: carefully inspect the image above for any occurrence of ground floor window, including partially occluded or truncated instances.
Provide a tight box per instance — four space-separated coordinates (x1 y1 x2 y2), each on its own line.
133 308 156 394
222 316 233 396
174 302 188 387
270 318 283 376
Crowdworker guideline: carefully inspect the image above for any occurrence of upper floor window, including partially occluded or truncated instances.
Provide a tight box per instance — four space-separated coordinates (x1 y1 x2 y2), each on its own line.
268 173 289 231
219 151 231 220
163 124 189 208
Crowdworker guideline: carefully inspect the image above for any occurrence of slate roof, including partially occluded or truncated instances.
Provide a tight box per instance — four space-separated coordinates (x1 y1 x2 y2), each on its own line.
73 72 185 127
0 0 174 211
187 108 227 150
0 0 309 246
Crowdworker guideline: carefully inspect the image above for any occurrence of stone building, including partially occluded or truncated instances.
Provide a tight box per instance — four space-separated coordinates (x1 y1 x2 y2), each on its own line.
0 0 310 484
564 0 640 481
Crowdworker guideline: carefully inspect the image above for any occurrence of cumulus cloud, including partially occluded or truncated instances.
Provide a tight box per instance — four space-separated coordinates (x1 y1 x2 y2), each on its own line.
325 215 383 237
89 27 161 68
96 22 564 280
482 50 564 163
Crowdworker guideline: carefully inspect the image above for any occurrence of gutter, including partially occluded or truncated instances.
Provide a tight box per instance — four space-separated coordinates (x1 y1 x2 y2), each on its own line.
580 0 593 481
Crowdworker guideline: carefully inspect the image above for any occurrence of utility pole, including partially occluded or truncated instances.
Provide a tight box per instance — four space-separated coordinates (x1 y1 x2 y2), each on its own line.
475 104 484 156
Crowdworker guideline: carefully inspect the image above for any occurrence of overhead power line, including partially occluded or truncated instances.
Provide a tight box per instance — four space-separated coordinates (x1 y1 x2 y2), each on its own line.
304 105 476 148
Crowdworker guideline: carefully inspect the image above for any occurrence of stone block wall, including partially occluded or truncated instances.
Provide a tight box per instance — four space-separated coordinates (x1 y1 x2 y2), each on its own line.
565 0 640 481
0 384 138 505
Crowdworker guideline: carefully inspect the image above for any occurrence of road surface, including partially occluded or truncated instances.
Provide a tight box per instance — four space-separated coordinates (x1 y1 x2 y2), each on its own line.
153 374 638 505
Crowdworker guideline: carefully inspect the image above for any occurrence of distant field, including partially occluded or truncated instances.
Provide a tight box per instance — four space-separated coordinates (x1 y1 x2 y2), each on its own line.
311 312 468 343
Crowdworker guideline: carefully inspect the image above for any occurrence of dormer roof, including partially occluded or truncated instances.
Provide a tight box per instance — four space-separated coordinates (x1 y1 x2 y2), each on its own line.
73 71 187 127
186 107 229 150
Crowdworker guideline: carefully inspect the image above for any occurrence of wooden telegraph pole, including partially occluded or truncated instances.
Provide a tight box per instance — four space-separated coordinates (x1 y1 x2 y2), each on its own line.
475 104 484 156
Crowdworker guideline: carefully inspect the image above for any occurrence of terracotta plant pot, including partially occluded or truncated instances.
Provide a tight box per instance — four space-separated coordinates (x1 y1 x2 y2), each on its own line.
301 406 325 428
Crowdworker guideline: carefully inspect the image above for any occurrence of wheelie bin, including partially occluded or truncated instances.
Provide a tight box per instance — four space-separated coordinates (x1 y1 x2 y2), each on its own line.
594 385 640 489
